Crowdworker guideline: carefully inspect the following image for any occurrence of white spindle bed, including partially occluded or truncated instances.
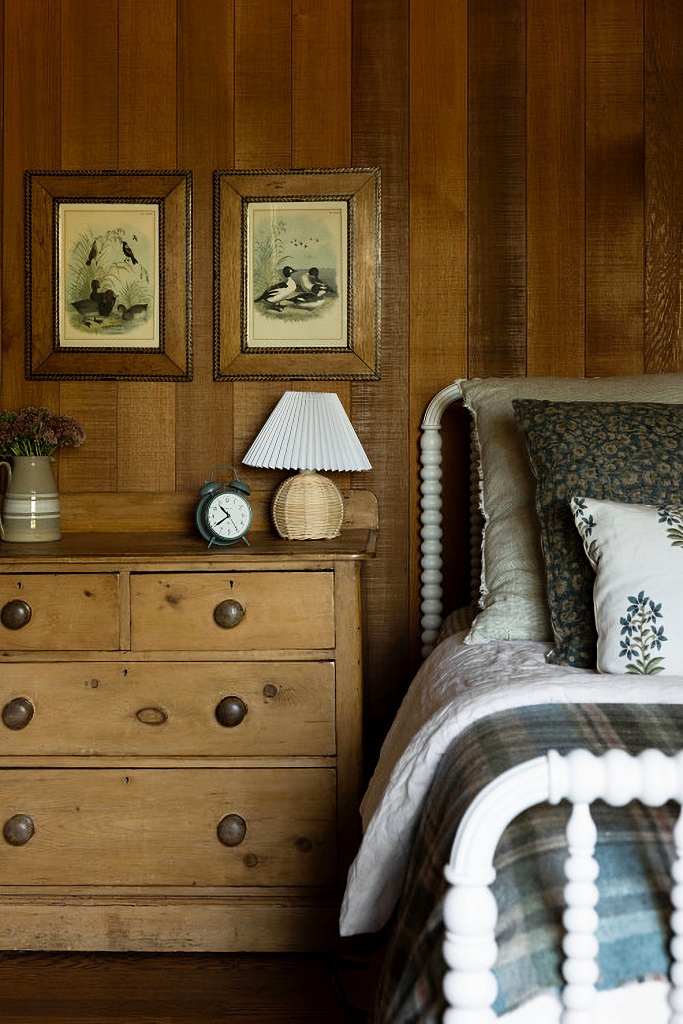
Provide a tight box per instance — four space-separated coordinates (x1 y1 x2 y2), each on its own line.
443 749 683 1023
341 375 683 1023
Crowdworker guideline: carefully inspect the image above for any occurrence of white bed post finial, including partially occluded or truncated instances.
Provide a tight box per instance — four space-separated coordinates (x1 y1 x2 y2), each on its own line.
420 383 463 657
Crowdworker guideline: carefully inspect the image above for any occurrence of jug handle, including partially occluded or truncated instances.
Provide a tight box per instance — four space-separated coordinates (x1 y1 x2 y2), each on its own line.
0 460 12 539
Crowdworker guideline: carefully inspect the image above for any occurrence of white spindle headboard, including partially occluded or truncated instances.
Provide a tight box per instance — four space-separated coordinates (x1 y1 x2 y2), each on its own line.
419 382 465 658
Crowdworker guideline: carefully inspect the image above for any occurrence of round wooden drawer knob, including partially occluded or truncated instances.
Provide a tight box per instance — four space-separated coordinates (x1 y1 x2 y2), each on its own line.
215 696 248 728
2 696 35 730
1 599 32 631
217 813 247 847
213 599 245 630
3 813 35 846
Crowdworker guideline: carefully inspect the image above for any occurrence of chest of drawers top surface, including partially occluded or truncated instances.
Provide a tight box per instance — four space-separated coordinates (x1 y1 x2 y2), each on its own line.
0 527 377 568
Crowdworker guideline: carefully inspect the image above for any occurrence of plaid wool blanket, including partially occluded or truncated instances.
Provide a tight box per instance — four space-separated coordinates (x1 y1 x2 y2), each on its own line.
376 702 683 1022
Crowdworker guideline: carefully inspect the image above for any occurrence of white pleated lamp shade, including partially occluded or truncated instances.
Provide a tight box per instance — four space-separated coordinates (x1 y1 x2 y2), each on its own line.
243 392 371 540
243 391 371 472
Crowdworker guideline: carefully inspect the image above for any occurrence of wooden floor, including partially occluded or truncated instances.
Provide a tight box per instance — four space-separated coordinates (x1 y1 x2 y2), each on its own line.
0 946 384 1023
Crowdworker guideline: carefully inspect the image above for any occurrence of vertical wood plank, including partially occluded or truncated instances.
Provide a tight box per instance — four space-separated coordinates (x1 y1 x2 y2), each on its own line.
58 386 118 493
232 0 293 502
234 0 292 168
354 0 411 744
410 0 467 397
118 0 177 166
526 0 586 376
585 0 644 376
176 0 235 492
645 0 683 372
59 0 119 493
1 0 61 417
409 0 467 677
61 0 118 170
291 0 351 168
117 0 178 491
468 0 527 377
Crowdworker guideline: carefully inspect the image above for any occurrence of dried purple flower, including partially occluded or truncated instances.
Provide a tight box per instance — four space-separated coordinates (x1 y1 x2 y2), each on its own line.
0 407 85 457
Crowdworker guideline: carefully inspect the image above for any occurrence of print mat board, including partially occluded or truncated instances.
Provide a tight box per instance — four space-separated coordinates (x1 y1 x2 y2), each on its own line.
213 168 380 380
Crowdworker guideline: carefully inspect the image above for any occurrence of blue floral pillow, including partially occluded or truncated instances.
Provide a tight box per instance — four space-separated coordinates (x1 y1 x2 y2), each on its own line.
571 497 683 674
512 400 683 668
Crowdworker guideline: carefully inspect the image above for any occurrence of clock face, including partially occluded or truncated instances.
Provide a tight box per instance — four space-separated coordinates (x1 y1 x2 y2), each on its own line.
204 491 252 541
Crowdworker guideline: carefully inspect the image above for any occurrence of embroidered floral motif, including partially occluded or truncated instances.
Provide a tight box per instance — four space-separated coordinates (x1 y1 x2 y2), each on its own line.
659 504 683 550
619 590 667 674
571 497 599 565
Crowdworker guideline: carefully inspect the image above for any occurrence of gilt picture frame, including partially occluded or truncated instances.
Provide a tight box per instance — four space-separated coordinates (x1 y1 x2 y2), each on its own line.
25 170 192 381
213 167 381 380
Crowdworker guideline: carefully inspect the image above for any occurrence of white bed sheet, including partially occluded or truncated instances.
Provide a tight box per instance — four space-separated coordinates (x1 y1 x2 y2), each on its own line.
341 633 683 936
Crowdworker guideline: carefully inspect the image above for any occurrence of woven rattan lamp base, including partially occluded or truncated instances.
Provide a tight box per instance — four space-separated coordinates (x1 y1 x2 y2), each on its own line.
271 471 344 540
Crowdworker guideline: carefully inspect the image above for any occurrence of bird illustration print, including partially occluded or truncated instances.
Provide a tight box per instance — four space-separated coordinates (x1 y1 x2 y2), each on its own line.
286 282 329 311
122 240 138 264
65 218 153 340
255 266 297 311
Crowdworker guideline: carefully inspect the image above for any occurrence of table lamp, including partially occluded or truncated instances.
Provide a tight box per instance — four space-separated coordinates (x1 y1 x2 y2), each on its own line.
242 391 371 540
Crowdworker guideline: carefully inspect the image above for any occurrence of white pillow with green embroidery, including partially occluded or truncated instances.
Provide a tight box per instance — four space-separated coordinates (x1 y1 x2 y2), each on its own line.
570 496 683 675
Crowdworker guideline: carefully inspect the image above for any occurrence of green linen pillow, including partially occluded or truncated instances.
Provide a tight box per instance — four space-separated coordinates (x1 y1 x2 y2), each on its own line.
512 400 683 668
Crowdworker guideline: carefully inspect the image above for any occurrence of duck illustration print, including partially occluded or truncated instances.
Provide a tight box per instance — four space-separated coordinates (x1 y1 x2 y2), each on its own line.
247 200 347 350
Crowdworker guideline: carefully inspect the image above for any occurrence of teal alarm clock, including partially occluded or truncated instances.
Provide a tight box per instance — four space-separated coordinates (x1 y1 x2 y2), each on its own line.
195 465 252 548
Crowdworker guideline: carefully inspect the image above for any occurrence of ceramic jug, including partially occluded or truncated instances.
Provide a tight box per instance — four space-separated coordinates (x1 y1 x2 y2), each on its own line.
0 456 61 542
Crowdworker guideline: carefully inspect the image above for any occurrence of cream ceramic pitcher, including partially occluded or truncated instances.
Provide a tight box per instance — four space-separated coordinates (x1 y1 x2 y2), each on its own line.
0 456 61 541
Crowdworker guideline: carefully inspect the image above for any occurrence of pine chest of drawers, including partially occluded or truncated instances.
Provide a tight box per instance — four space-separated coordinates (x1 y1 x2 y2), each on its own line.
0 526 375 951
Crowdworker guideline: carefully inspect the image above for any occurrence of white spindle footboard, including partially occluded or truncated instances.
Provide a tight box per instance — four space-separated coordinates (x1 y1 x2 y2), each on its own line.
443 748 683 1023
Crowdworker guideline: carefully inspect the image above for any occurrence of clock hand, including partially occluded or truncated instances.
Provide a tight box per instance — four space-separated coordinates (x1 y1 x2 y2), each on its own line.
209 503 233 525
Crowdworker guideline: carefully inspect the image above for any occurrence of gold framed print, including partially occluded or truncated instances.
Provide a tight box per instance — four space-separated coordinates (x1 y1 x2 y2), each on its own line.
213 167 380 380
25 169 192 381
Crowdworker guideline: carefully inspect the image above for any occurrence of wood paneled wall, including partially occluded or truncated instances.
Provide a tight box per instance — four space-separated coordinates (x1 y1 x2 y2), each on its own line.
410 0 683 694
2 1 683 756
0 0 408 759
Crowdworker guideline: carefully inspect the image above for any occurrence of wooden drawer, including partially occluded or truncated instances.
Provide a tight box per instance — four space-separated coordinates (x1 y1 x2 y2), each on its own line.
0 574 119 651
130 571 335 651
0 768 336 886
0 661 336 756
